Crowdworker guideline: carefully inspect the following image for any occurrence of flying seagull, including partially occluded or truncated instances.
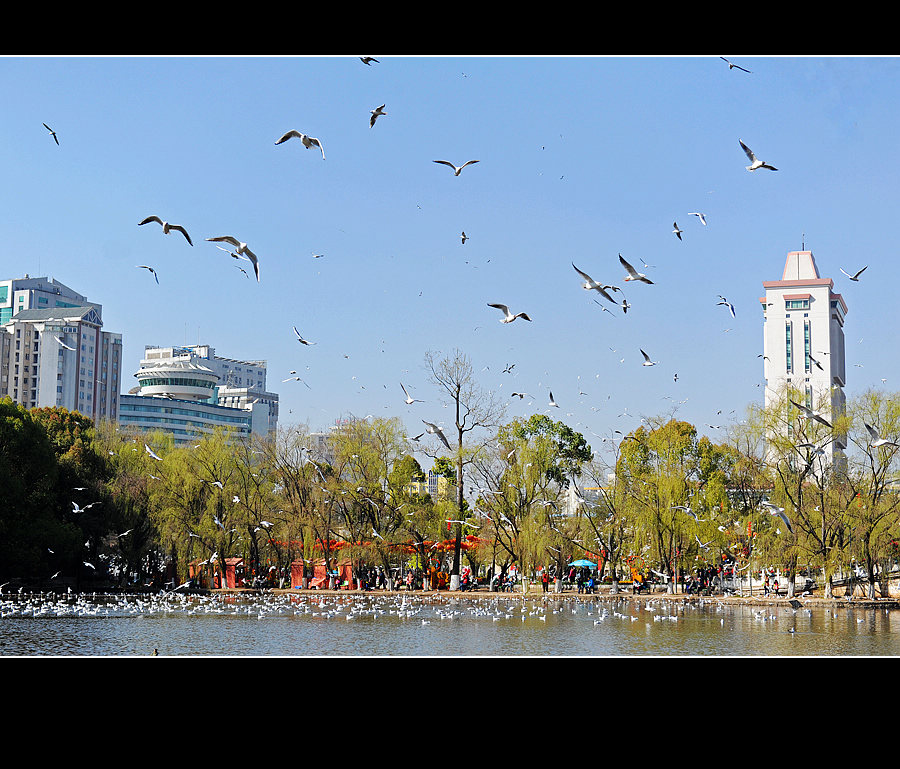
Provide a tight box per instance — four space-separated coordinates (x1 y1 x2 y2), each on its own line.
717 296 736 318
72 501 101 514
488 303 532 323
275 130 325 159
292 326 316 345
422 420 451 450
433 159 480 176
55 336 76 351
689 212 707 225
840 265 868 282
400 382 424 404
206 237 259 281
790 399 832 429
619 254 654 284
137 265 159 284
548 390 560 408
145 444 164 461
673 221 683 240
359 56 379 65
370 104 387 127
461 231 469 244
138 216 193 245
42 123 59 145
572 263 618 304
720 57 751 73
739 139 778 171
761 502 794 534
864 422 900 448
640 349 658 367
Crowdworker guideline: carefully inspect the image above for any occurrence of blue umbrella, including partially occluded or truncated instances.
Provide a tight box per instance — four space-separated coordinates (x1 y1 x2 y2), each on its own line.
568 559 597 569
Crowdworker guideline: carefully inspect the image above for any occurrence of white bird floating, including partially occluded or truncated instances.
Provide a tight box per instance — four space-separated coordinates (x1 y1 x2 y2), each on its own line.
673 221 683 240
370 104 387 127
54 336 76 351
739 139 777 172
138 216 194 245
207 237 260 281
422 420 451 450
640 349 658 367
433 159 480 176
144 444 163 461
689 212 707 225
717 296 736 318
275 130 325 159
487 303 532 323
619 254 653 284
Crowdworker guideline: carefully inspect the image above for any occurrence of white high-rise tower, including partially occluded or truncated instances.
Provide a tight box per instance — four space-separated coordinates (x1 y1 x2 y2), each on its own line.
761 250 848 468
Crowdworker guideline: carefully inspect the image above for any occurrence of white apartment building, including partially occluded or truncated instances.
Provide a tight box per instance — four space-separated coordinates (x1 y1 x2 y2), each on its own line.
761 250 848 469
0 277 122 422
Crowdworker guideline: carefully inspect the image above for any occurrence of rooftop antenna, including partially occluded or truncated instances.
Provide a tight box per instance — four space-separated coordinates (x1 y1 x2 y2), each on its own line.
801 232 805 250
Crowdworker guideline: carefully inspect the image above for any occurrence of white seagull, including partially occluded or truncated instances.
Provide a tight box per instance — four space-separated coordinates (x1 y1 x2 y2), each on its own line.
717 296 736 318
138 216 194 245
54 336 76 351
761 502 794 534
619 254 654 284
43 123 59 145
370 104 387 127
689 212 707 225
275 130 325 159
572 263 618 304
720 57 751 73
207 237 259 281
433 159 480 176
790 399 832 429
739 139 778 171
422 420 451 450
72 501 100 514
400 383 424 404
640 349 658 367
548 391 560 408
137 265 159 284
864 422 900 448
673 221 683 240
840 265 868 282
488 303 532 323
292 326 316 345
145 444 163 461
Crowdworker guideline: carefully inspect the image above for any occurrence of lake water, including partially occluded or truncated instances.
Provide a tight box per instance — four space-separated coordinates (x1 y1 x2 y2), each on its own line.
2 591 899 656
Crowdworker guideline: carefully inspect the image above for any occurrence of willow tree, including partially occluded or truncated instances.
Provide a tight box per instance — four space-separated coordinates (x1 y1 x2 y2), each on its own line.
328 415 409 586
842 389 900 598
754 384 850 598
618 418 715 593
424 348 505 590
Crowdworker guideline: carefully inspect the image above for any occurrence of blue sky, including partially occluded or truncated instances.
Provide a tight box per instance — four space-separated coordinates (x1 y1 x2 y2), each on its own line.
2 55 899 454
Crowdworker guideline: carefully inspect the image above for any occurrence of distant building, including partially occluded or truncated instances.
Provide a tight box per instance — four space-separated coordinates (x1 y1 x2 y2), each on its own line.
406 469 456 500
761 250 848 470
0 276 122 421
118 344 277 445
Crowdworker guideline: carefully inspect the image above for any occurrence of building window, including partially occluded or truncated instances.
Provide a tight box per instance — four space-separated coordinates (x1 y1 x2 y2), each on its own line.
785 321 793 374
804 319 811 374
786 299 809 310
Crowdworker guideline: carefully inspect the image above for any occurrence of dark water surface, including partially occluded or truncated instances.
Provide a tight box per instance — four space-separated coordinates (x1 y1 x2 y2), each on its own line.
2 592 899 656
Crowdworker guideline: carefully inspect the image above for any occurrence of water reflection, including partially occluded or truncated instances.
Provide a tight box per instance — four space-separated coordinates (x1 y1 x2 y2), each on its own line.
1 592 899 656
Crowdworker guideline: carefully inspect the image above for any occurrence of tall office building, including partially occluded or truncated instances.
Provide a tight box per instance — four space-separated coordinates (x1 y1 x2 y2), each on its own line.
761 250 848 468
0 276 122 421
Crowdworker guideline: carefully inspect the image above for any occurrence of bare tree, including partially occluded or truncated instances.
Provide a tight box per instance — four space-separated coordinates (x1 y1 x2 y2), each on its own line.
423 349 506 589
